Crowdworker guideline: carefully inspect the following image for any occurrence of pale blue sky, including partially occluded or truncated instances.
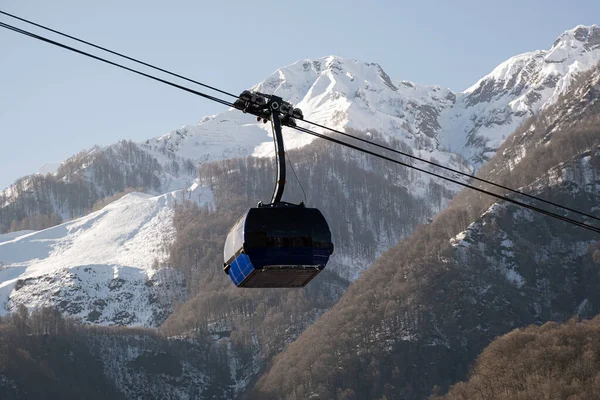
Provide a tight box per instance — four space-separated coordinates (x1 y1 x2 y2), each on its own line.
1 0 598 189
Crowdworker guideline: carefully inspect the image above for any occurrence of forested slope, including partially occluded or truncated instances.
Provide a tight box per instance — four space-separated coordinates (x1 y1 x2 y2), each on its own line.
433 314 600 400
250 66 600 400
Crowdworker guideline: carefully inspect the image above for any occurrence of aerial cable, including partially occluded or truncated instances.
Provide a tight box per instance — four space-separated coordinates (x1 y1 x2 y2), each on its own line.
0 21 236 109
0 9 238 100
1 19 599 234
290 125 600 235
288 155 308 205
298 118 600 223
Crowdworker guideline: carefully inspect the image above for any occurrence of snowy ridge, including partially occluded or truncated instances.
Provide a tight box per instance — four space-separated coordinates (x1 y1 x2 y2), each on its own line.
135 25 600 174
0 230 35 245
441 25 600 163
142 56 459 169
37 162 62 176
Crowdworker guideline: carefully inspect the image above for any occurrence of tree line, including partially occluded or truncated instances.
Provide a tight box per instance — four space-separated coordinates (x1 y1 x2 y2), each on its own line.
0 139 194 234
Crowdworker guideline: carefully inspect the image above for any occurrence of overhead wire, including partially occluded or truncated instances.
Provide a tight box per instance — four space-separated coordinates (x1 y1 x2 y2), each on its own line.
1 17 599 235
289 125 600 235
0 21 236 108
298 118 600 223
287 156 308 205
0 10 239 100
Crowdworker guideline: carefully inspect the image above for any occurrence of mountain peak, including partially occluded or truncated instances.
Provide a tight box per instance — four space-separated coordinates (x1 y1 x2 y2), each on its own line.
546 24 600 63
251 55 455 144
553 24 600 50
441 24 600 164
253 56 401 96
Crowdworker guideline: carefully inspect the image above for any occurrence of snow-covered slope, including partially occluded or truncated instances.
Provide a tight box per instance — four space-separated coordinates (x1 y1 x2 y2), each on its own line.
0 56 470 272
0 191 188 326
440 24 600 163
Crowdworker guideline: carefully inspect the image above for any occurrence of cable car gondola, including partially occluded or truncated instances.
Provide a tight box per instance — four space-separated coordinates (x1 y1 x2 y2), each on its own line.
223 92 334 288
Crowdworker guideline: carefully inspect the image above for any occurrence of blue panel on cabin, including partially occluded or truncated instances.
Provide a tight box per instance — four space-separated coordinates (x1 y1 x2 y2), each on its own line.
229 253 255 286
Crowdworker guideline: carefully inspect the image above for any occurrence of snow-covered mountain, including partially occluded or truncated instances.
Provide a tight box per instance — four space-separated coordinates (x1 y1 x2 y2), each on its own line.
252 59 600 400
138 55 461 172
142 25 600 168
1 25 599 330
6 24 597 213
440 24 600 163
5 25 599 204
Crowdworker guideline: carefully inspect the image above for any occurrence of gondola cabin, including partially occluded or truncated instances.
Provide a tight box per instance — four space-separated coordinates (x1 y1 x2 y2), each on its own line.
224 205 334 288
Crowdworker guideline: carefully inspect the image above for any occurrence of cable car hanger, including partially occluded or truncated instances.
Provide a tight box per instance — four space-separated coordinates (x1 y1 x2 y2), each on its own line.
233 90 304 206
